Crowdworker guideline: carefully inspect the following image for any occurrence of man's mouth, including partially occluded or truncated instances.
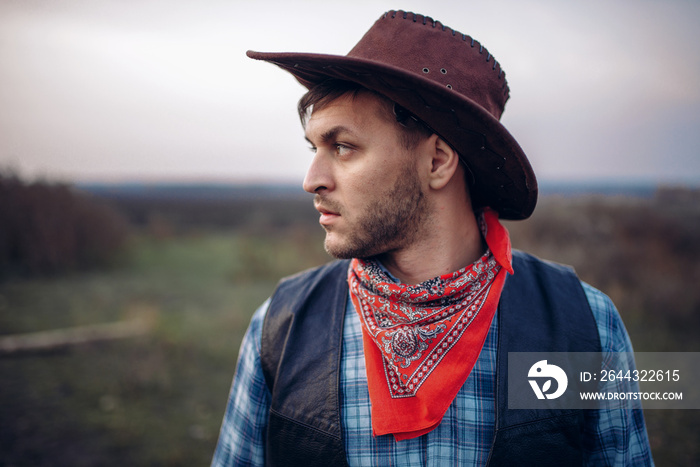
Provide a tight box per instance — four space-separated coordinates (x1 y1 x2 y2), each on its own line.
317 207 340 225
314 198 341 226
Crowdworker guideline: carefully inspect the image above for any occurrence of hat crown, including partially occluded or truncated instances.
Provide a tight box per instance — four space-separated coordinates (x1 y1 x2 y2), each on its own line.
347 10 509 120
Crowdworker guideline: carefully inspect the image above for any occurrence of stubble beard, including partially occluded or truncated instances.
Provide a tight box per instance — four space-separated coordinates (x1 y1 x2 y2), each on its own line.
320 165 430 260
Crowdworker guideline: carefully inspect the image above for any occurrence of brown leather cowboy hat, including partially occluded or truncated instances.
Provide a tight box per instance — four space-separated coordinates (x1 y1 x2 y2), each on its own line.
247 10 537 220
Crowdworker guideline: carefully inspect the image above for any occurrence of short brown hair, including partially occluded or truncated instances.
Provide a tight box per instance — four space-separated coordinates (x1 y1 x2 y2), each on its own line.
297 79 432 150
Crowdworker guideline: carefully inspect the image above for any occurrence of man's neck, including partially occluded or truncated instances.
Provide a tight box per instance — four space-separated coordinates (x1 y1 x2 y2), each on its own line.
376 209 485 285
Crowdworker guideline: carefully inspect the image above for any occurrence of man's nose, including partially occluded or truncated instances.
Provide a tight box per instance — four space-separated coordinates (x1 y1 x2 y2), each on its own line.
302 153 334 194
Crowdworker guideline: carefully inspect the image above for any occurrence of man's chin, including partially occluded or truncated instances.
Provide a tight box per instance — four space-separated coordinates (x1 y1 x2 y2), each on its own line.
324 234 384 260
324 232 358 259
324 239 354 260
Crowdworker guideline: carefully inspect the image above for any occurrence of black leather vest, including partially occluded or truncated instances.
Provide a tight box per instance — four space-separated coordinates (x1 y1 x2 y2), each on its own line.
261 251 601 466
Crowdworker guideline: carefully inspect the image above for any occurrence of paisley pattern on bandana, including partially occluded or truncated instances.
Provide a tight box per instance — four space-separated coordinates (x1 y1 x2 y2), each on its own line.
349 252 500 398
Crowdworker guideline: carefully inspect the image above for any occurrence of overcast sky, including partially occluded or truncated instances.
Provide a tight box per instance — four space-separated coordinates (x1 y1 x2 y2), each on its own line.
1 0 699 185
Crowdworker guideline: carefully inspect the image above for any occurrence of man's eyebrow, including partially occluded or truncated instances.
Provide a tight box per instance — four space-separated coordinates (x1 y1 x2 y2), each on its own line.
305 125 356 145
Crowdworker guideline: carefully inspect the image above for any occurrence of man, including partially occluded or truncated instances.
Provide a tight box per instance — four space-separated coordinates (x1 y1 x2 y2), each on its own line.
213 10 653 466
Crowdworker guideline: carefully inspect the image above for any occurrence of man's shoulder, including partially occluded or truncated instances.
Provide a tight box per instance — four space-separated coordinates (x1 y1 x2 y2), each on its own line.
511 249 614 308
511 249 577 275
262 260 350 390
508 249 583 295
275 259 351 290
578 281 633 354
512 250 630 353
266 259 350 322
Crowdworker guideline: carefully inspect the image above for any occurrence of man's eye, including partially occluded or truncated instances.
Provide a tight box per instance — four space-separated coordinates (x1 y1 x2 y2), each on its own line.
335 144 351 156
308 146 317 154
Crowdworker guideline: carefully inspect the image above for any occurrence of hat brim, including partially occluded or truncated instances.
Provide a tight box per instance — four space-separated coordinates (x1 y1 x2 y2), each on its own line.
247 50 537 220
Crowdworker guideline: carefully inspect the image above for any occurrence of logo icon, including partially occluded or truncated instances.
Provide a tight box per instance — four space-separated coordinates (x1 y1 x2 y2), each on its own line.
528 360 568 400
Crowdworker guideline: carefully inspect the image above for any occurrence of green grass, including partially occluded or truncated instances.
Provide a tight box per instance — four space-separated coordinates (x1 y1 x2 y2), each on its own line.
0 230 328 466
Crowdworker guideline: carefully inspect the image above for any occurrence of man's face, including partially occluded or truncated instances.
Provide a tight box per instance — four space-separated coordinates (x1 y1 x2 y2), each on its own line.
303 92 431 259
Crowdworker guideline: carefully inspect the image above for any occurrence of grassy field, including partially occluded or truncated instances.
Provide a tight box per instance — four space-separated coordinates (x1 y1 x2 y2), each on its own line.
1 188 699 466
0 230 328 466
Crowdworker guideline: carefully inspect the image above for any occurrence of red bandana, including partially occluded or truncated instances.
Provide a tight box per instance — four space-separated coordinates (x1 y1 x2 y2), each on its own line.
348 208 513 440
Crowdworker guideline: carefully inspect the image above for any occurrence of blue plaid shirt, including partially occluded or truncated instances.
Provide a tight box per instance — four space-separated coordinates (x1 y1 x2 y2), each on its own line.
212 281 653 466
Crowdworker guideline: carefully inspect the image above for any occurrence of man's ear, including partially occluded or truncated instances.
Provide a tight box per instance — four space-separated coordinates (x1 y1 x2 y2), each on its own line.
428 135 460 190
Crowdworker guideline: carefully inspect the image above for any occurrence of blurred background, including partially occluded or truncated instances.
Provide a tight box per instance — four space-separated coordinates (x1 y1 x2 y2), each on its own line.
1 0 698 465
